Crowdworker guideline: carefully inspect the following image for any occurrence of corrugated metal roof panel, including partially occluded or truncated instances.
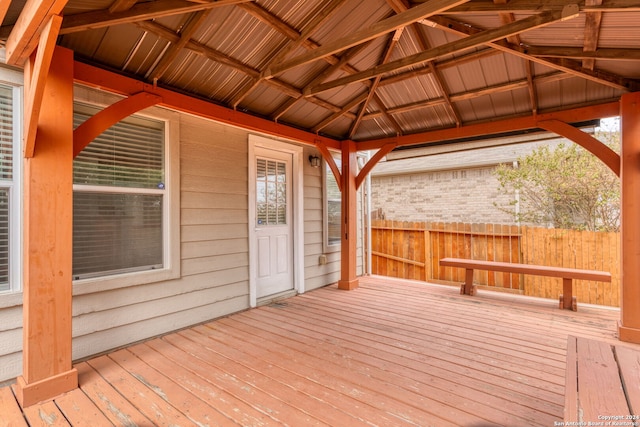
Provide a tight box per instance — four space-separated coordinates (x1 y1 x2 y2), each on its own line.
240 84 294 117
319 115 353 139
394 103 456 133
5 0 637 143
308 0 390 45
599 12 640 48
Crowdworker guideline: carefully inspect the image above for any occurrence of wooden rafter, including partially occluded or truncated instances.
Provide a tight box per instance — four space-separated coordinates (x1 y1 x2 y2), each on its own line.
347 28 404 138
0 1 11 28
109 0 139 14
23 14 62 158
4 0 67 65
434 0 640 14
493 0 537 114
236 1 352 69
147 10 211 82
231 0 346 108
526 59 539 114
371 93 404 136
312 92 369 134
582 0 603 70
136 20 259 77
235 3 403 130
135 20 351 118
525 46 640 61
363 72 572 121
377 47 500 88
537 57 639 91
307 8 577 96
427 15 639 92
262 0 470 79
271 43 372 122
57 0 252 35
387 0 462 127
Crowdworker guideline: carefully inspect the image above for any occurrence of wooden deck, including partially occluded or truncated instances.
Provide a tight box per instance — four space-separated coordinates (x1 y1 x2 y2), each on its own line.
0 275 631 426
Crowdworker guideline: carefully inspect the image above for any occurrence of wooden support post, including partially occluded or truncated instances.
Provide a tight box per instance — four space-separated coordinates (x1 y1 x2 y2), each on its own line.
619 91 640 343
15 46 77 407
461 268 476 295
338 140 359 290
559 278 577 311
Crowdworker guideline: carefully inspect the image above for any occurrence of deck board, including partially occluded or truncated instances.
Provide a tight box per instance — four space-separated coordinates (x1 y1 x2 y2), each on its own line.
0 276 630 426
0 387 28 426
75 361 153 426
22 399 71 427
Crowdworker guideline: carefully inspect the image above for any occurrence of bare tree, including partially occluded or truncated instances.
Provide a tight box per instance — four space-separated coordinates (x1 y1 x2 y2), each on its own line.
494 120 620 232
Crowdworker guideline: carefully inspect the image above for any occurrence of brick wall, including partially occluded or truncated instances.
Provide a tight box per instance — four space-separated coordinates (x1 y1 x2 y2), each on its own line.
371 165 517 224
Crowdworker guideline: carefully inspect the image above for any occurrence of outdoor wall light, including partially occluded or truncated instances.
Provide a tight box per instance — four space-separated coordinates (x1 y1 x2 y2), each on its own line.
309 154 321 168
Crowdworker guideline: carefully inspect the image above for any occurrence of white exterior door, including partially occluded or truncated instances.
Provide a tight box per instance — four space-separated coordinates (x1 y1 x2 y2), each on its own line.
253 148 294 298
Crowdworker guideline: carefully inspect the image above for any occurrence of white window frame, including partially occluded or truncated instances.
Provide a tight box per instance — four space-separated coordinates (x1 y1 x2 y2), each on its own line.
323 153 342 253
0 66 23 301
72 91 180 296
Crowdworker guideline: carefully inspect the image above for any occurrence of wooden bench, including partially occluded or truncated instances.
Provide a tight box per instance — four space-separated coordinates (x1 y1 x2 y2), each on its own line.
565 335 640 423
439 257 611 310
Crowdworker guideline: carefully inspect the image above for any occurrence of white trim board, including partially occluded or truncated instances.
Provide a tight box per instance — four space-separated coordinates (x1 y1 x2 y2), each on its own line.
248 134 304 308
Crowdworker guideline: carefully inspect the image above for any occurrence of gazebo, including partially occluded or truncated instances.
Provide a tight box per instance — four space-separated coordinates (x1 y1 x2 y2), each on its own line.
1 0 639 408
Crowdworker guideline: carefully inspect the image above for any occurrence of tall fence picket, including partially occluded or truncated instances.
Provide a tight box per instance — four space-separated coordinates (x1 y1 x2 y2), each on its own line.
370 220 620 307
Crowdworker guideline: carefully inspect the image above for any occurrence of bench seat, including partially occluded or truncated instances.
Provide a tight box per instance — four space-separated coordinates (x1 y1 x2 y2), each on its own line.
439 257 611 310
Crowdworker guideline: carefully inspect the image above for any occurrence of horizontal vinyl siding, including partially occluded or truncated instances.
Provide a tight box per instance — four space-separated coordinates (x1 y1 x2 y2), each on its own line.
68 112 252 364
0 304 21 384
304 147 341 290
0 85 344 383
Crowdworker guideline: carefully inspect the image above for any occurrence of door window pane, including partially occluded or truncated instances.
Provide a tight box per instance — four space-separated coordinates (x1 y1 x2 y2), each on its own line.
256 158 287 226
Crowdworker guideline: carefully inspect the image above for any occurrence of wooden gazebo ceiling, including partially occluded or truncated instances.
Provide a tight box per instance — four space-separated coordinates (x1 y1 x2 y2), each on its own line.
1 0 639 145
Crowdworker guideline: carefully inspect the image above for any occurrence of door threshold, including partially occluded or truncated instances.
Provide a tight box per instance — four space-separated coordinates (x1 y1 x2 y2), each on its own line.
256 289 297 307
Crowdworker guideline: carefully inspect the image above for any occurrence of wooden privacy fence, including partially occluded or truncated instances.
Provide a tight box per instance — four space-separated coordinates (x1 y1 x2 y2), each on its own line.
371 220 620 307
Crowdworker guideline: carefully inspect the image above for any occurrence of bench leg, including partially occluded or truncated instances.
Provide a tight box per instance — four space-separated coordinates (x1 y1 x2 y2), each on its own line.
559 278 577 311
460 268 476 296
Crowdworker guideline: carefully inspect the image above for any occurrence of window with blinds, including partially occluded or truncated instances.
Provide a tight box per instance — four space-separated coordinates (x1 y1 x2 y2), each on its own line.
325 156 341 247
73 106 165 280
0 86 13 291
